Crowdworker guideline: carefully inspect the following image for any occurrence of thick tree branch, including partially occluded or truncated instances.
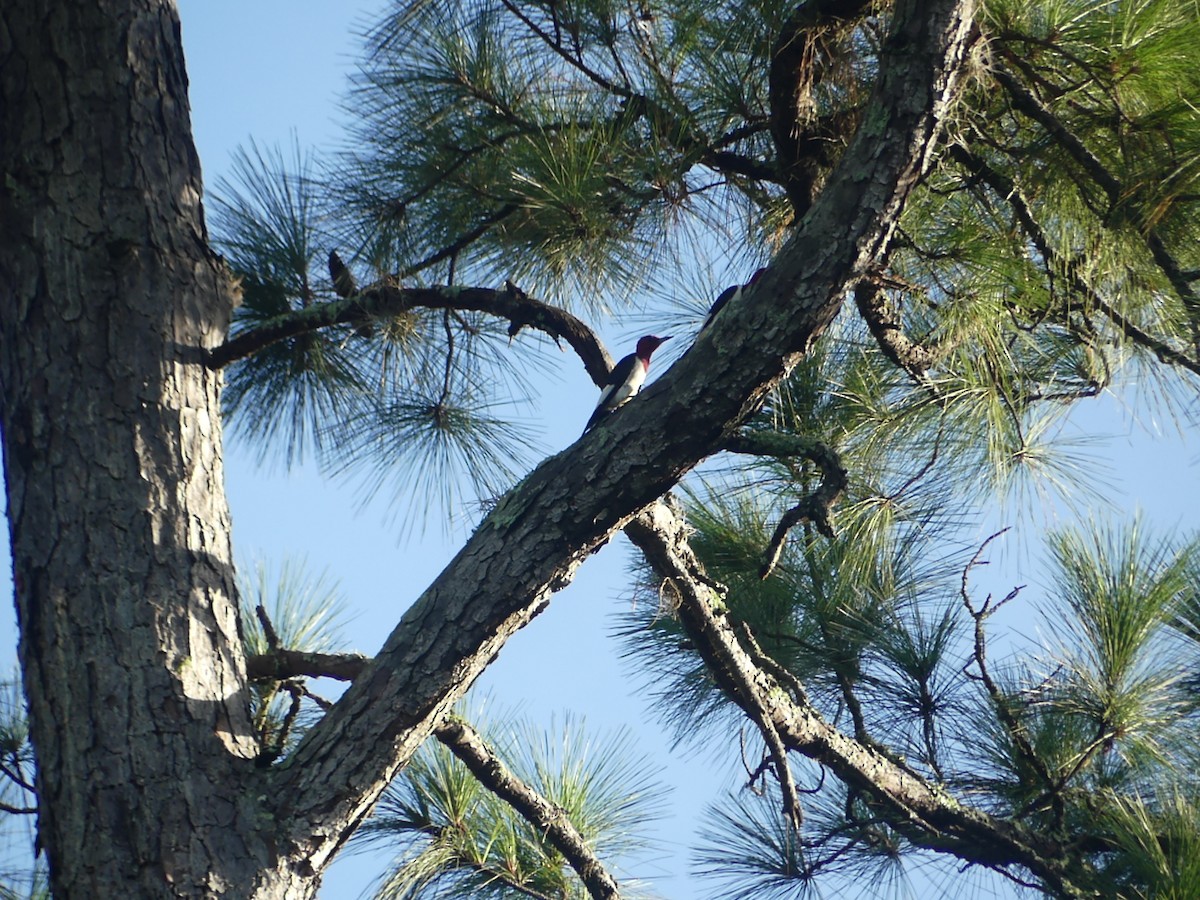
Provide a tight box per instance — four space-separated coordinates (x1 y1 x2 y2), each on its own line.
265 0 980 879
853 279 939 379
206 281 613 386
624 501 1092 896
435 718 621 900
245 650 368 683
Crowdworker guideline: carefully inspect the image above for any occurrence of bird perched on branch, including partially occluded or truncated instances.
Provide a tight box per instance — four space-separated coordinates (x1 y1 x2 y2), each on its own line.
700 267 767 332
584 335 670 432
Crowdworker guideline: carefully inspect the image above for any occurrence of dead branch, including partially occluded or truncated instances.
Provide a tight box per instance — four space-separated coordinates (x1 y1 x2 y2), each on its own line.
245 650 369 683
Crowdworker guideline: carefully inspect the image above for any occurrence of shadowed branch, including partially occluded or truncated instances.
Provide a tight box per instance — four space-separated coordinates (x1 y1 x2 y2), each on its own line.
207 280 613 387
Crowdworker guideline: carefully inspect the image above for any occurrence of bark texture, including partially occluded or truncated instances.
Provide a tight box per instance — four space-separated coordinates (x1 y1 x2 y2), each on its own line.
0 0 976 896
0 1 284 896
272 0 977 875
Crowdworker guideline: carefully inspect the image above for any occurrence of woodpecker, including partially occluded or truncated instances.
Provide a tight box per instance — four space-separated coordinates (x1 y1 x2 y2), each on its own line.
700 267 767 332
584 335 671 432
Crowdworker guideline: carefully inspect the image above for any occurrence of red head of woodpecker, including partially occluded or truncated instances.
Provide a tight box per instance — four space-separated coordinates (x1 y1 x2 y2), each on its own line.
584 335 671 432
700 267 767 332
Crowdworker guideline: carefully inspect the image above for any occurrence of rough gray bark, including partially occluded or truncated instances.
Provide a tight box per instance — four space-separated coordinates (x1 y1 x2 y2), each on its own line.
0 0 977 896
0 1 288 896
270 0 978 877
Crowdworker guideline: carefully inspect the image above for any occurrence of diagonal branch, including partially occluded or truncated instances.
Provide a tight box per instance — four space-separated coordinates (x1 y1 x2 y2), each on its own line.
990 64 1122 201
992 62 1200 337
623 500 1092 896
404 204 521 281
949 143 1200 379
435 718 621 900
265 0 980 879
853 278 939 380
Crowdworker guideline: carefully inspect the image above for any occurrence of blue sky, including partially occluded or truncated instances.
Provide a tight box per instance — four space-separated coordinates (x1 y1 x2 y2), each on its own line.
177 2 720 895
3 3 1199 898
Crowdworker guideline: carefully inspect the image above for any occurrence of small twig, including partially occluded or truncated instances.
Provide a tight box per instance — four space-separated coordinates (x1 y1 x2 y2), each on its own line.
760 500 829 579
277 684 305 751
256 682 305 768
255 604 280 651
297 683 336 712
439 309 455 410
802 766 827 796
738 623 804 831
723 431 847 579
402 204 520 282
960 531 1061 825
740 727 774 792
0 757 36 794
886 415 946 502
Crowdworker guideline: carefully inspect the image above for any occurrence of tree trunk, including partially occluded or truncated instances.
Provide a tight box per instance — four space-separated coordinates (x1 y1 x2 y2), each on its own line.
0 0 976 896
0 2 290 896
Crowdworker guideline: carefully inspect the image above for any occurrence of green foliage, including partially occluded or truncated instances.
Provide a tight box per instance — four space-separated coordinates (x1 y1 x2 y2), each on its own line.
1097 788 1200 898
1046 523 1196 756
212 140 367 466
201 0 1200 895
629 493 1200 893
694 783 911 900
347 0 797 305
238 559 354 757
356 711 663 899
0 675 45 900
211 141 541 530
239 557 352 657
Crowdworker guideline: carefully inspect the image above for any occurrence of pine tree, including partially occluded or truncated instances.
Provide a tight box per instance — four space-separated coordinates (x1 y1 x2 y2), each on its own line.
3 0 1200 897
